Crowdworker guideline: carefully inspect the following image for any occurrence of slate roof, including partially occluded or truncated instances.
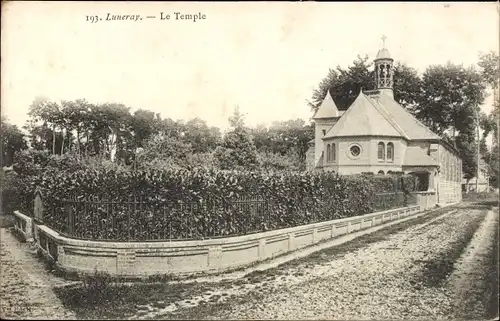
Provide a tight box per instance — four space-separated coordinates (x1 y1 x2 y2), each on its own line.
403 147 438 167
324 91 404 138
312 91 340 119
373 94 441 141
324 90 442 142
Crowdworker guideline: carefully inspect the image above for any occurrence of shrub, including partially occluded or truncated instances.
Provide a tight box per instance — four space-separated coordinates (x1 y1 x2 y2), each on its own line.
1 169 31 215
258 151 301 171
462 191 499 202
19 165 417 241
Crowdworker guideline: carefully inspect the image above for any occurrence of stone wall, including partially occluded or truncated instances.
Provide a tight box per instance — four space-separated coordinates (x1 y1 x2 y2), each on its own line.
29 201 433 279
13 211 33 242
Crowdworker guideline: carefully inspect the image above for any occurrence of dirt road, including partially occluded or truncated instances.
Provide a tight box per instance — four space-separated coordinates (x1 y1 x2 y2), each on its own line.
135 204 498 320
1 202 498 320
0 228 75 320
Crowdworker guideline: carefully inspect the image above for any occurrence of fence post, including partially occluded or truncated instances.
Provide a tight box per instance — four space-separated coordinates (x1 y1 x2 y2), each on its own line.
33 188 44 224
416 193 423 211
65 203 74 235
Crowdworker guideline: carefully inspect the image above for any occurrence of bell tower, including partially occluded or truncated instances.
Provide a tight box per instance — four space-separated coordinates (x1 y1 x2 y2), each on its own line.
374 35 394 99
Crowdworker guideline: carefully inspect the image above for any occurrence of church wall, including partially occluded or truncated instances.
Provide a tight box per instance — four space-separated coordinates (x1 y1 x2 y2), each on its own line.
437 144 462 204
405 141 433 162
322 136 405 175
314 119 336 166
369 137 406 167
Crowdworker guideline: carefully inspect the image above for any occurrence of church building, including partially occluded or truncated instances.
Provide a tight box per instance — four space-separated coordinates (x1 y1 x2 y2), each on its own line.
305 42 463 205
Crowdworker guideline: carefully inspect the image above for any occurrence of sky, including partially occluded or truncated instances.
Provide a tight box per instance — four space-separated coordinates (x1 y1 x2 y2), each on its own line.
1 1 499 133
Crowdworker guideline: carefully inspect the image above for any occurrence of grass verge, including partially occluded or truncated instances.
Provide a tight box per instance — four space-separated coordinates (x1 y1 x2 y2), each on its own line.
415 211 486 288
246 205 455 280
484 210 499 320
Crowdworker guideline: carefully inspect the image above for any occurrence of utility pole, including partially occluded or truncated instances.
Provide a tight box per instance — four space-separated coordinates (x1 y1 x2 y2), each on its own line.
476 105 480 193
496 84 500 193
496 1 500 194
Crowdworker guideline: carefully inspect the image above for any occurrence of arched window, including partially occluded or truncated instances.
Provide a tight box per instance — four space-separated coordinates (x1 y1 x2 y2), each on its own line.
387 142 394 161
378 170 385 175
326 144 331 162
331 143 336 162
322 129 326 136
378 142 385 160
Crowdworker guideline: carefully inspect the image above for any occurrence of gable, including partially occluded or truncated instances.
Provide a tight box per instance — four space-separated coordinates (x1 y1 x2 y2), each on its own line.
324 92 403 138
374 94 441 141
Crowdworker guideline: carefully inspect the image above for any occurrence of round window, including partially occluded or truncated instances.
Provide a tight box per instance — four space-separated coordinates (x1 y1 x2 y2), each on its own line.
350 145 361 157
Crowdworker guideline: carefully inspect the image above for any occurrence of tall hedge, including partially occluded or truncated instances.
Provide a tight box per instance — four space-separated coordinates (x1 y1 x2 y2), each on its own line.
11 166 418 240
3 151 418 240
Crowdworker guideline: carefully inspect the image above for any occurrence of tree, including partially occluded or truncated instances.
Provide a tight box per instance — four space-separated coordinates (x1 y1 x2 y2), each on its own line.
137 133 193 168
61 99 92 157
252 119 314 170
417 64 486 139
308 56 423 114
27 97 62 155
478 51 500 188
485 144 499 188
456 132 477 181
478 52 499 143
130 109 159 149
215 106 260 170
393 62 422 111
478 51 499 88
1 117 27 167
85 103 132 161
183 118 221 153
308 55 374 112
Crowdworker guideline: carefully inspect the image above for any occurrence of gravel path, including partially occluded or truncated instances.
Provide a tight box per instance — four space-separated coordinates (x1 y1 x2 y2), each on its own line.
0 228 76 320
146 206 497 320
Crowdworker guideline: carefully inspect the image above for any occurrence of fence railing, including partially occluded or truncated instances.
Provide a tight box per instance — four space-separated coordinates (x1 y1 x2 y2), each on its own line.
40 192 416 242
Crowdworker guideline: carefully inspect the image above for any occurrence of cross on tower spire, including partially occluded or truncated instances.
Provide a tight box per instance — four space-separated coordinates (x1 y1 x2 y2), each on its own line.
381 35 387 48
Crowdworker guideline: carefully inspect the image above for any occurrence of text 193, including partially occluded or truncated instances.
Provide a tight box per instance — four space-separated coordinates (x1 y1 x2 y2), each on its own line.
86 15 100 23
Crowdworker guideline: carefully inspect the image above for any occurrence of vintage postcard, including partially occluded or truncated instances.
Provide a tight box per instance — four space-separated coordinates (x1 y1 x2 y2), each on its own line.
1 1 499 320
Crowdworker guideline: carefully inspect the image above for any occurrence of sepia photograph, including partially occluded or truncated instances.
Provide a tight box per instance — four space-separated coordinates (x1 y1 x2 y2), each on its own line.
1 1 499 320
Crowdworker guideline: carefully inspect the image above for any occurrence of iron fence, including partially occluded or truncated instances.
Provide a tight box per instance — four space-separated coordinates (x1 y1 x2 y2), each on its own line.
41 192 416 242
374 191 417 211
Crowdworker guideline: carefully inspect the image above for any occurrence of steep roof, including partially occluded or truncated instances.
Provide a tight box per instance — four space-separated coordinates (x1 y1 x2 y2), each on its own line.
312 91 340 119
372 94 441 141
324 91 405 138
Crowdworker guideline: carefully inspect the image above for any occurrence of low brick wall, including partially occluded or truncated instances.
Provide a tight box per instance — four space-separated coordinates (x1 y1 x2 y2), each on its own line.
28 203 425 279
13 211 33 242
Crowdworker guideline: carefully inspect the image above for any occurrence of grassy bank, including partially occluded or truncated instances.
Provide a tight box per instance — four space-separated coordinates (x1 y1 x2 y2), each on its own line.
485 217 499 320
415 210 486 288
